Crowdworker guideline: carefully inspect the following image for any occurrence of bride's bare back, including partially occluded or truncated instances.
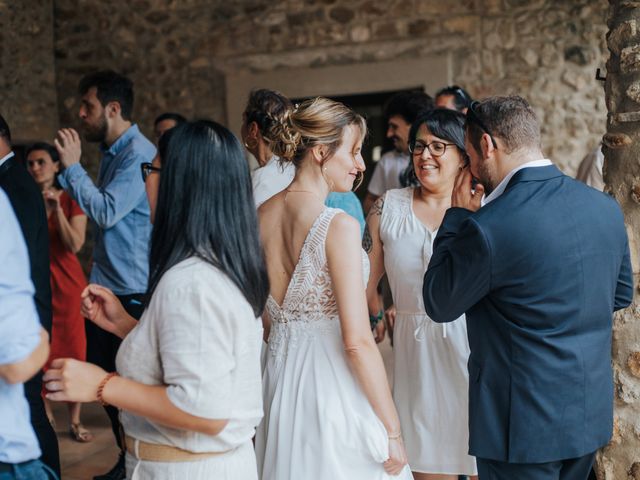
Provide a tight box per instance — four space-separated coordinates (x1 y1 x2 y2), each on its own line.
258 190 326 307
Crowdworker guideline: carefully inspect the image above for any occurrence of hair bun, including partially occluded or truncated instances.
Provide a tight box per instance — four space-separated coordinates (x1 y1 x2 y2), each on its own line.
269 110 301 162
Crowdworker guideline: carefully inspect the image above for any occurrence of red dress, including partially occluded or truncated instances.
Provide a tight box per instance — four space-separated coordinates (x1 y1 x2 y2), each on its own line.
43 191 87 373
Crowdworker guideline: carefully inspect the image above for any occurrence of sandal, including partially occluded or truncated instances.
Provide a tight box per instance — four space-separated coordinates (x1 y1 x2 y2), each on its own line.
69 422 93 443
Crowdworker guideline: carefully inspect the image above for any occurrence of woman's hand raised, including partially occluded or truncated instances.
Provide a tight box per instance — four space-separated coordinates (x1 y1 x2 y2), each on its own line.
81 284 138 339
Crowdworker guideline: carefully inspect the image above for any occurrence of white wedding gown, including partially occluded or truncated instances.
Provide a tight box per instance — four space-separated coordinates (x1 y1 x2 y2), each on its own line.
255 207 412 480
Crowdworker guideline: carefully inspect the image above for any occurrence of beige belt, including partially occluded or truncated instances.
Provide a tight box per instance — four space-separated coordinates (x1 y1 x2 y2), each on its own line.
125 435 230 463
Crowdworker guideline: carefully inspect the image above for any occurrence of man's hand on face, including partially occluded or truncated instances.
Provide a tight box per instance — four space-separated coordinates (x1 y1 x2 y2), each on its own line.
54 128 82 169
452 166 485 212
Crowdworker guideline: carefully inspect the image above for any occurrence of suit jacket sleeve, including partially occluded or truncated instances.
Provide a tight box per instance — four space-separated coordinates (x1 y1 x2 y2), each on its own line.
614 236 633 311
423 207 491 323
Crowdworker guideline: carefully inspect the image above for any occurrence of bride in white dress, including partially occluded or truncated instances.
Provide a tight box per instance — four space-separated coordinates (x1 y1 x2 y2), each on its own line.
255 97 411 480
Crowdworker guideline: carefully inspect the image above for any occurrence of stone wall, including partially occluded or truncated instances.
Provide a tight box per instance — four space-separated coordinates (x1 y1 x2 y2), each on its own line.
0 0 58 143
51 0 609 175
597 1 640 478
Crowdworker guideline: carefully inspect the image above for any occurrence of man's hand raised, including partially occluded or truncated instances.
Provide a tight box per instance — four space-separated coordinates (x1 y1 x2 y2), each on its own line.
452 166 484 212
54 128 82 169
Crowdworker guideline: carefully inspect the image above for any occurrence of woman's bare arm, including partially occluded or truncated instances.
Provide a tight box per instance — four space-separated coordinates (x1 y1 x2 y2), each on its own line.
364 196 386 319
54 209 87 253
327 213 400 435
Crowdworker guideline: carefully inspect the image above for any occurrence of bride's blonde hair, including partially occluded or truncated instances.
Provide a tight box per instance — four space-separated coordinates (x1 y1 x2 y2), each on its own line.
270 97 367 173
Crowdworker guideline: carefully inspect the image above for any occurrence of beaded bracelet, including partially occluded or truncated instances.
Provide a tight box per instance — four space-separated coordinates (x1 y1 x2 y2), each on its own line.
388 432 402 440
97 372 119 407
369 310 383 330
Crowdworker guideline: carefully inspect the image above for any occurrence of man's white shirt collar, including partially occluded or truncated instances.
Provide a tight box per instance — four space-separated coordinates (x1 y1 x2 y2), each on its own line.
482 159 553 206
0 151 15 170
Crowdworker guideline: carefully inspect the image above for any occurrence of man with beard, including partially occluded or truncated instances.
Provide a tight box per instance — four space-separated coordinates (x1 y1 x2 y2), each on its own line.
422 95 633 480
363 90 433 213
54 70 155 480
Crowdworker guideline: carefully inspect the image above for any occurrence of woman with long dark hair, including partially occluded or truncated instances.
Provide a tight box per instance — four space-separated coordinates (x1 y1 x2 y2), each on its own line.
44 121 269 480
365 109 477 479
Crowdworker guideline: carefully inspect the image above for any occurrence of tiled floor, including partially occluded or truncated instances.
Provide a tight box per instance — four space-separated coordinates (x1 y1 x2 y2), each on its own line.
53 338 393 479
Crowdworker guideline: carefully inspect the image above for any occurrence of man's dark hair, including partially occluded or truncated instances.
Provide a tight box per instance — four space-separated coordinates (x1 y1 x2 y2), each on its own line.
466 95 541 155
0 114 11 143
78 70 134 120
435 85 473 112
383 90 434 125
148 120 269 317
154 112 187 127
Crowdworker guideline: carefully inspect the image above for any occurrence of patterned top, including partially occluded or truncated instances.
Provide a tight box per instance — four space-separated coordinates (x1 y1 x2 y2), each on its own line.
265 208 369 364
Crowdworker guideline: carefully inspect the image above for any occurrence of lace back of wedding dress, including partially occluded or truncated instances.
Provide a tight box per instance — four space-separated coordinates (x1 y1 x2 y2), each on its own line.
265 208 354 365
266 208 343 323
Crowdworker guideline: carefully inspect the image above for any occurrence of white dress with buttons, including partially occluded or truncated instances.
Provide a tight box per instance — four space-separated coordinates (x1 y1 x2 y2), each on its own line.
380 187 476 475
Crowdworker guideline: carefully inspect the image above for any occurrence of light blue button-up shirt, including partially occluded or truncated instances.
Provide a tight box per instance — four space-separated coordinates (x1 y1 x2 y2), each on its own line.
0 189 42 463
58 124 156 295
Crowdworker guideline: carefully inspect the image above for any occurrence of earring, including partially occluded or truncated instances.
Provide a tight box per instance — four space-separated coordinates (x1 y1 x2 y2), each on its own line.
244 138 258 150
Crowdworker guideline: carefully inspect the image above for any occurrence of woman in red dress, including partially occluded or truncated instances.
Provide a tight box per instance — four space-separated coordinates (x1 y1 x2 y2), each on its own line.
26 142 92 443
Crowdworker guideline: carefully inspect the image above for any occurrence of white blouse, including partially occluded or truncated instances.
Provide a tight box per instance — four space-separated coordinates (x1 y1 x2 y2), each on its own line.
116 257 263 453
252 156 295 207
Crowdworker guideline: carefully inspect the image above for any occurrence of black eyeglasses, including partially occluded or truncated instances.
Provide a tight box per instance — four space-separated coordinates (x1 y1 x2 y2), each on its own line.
467 101 498 149
410 140 456 157
140 162 161 182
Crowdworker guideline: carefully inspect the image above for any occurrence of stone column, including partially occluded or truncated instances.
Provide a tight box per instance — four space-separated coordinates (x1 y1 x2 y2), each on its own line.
596 1 640 478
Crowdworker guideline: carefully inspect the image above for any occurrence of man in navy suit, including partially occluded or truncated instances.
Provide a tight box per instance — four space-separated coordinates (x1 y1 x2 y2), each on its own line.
423 96 633 480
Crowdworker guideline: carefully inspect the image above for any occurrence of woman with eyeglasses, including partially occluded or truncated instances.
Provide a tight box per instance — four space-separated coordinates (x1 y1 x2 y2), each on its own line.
364 109 478 479
44 121 269 480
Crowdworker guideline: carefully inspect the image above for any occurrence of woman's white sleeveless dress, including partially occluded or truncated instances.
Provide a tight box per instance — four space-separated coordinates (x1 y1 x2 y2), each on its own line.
255 207 412 480
380 188 476 475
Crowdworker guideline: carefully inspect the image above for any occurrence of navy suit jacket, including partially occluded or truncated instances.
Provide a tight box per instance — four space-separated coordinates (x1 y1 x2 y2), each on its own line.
423 165 633 463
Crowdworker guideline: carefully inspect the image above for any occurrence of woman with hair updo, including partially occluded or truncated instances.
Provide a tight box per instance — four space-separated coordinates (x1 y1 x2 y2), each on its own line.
364 109 477 479
44 121 269 479
241 88 296 207
255 97 411 479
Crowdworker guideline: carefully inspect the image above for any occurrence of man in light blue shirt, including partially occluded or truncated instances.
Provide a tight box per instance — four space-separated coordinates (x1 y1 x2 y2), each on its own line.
55 70 155 480
0 189 51 480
